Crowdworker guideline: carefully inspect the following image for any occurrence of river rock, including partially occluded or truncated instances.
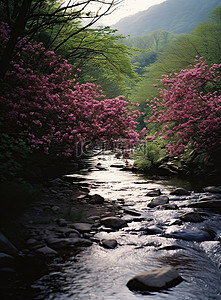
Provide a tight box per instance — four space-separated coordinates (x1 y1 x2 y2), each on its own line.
203 186 221 194
71 223 92 233
126 266 183 292
159 203 178 210
144 225 163 235
180 212 203 222
55 227 80 237
100 239 118 249
0 232 18 256
188 200 221 210
90 194 105 204
110 163 125 168
147 196 169 208
146 189 161 197
35 246 58 257
100 217 127 229
170 188 191 196
47 237 92 250
51 206 61 214
56 218 68 227
124 209 141 216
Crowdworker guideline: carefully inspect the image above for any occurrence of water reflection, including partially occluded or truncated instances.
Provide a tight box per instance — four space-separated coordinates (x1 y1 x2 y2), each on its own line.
32 154 221 299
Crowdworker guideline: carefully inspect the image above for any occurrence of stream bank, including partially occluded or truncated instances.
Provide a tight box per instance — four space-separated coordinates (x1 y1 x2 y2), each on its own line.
0 153 221 299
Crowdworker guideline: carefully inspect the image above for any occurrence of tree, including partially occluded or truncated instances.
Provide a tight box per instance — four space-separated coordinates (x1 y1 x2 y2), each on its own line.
0 0 123 79
0 22 140 160
146 58 221 157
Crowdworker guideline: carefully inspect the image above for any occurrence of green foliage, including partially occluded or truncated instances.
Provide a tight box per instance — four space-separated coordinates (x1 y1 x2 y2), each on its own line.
133 140 167 171
0 131 32 181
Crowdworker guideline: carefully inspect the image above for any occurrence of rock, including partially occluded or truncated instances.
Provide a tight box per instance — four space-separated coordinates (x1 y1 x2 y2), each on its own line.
127 266 183 292
56 218 67 227
71 223 92 233
188 200 221 210
100 239 118 249
35 246 58 257
47 237 92 250
55 227 80 237
110 164 124 168
144 225 163 235
170 188 191 196
90 194 105 204
146 189 161 197
100 217 127 229
27 238 38 246
159 203 178 210
180 212 203 223
147 196 169 208
124 209 141 216
203 186 221 194
0 232 18 256
51 206 61 214
0 252 15 267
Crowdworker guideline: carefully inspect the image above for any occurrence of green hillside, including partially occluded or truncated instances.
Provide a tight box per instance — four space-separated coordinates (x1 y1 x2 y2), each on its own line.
113 0 221 36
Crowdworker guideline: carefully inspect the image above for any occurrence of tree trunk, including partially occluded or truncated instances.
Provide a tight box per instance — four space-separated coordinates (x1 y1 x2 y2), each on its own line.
0 0 32 80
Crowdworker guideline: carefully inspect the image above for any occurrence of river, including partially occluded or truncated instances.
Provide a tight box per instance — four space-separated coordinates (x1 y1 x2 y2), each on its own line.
31 153 221 300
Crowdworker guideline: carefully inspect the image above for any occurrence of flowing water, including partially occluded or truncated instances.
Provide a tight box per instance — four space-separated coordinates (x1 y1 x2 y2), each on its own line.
32 154 221 300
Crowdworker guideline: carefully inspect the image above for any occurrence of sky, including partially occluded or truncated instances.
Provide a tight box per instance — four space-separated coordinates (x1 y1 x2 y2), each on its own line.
98 0 167 26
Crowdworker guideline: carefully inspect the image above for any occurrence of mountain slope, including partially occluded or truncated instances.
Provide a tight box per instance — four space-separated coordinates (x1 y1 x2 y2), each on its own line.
112 0 221 36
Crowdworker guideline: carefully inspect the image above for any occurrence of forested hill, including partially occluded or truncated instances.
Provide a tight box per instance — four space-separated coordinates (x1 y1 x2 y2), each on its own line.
112 0 221 36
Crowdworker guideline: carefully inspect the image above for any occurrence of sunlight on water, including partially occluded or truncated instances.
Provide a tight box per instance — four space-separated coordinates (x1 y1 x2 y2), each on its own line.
33 154 221 300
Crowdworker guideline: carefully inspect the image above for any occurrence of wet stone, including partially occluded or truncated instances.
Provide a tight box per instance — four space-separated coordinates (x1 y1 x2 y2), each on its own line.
100 217 128 230
35 246 58 257
56 218 68 227
158 203 178 210
147 196 169 208
100 239 118 249
170 188 191 196
144 225 163 235
124 209 141 216
180 212 203 222
127 266 183 292
71 223 92 233
146 189 161 197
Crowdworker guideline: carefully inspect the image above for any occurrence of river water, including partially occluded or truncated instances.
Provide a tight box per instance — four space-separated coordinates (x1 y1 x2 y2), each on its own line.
32 154 221 300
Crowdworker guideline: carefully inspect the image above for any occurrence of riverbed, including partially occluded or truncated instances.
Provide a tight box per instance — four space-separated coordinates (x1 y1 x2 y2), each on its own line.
30 153 221 300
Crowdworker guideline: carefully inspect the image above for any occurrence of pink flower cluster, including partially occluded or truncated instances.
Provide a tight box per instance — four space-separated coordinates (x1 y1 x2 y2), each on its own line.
146 58 221 156
0 23 140 156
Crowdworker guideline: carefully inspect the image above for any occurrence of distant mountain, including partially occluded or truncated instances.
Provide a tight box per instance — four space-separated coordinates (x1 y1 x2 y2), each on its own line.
112 0 221 36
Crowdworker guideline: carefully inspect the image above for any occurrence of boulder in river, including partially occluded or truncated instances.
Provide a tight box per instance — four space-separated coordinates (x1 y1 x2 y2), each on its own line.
146 189 161 197
100 216 127 229
100 239 118 249
147 196 169 208
170 188 191 196
90 194 105 204
188 200 221 210
127 266 183 292
71 223 92 233
180 212 203 223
